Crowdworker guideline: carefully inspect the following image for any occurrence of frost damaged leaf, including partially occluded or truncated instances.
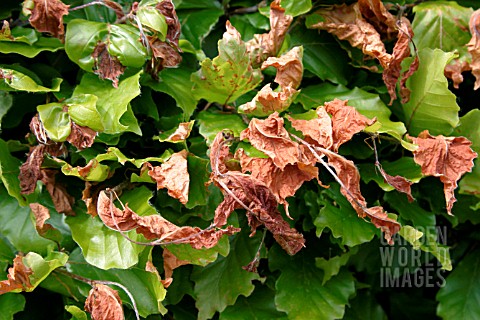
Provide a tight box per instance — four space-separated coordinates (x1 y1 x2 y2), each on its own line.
97 190 239 249
156 121 193 143
377 166 414 202
240 112 300 170
409 131 478 214
19 145 45 194
468 9 480 90
148 150 189 204
0 255 33 294
238 84 298 117
324 99 376 151
162 248 189 288
29 203 59 240
246 0 293 65
66 122 96 150
289 107 333 149
262 46 303 89
40 169 75 215
85 284 123 320
27 0 69 40
92 42 126 88
191 21 263 105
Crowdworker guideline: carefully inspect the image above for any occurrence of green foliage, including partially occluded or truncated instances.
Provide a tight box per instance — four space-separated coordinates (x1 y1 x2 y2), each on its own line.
0 1 479 319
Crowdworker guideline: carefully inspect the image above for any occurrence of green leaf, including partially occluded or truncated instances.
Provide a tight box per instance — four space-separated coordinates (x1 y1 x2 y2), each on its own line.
0 138 25 205
65 19 148 72
437 249 480 319
191 25 263 105
0 185 56 255
295 83 408 143
343 290 387 320
313 184 378 247
37 103 72 142
269 245 356 320
219 285 288 320
229 13 269 41
186 154 210 209
66 186 157 269
191 231 262 320
289 25 351 85
67 248 167 318
0 28 63 58
146 67 199 120
73 71 142 135
358 158 423 192
137 5 168 38
66 94 104 132
0 91 13 129
173 0 224 49
281 0 312 17
412 1 472 56
65 305 88 320
0 293 26 320
315 247 359 285
23 251 69 291
196 109 247 145
166 235 230 266
401 49 460 136
0 67 62 92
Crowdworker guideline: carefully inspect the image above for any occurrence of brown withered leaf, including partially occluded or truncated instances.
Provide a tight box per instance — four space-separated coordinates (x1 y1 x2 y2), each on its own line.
239 84 297 116
161 248 189 288
163 121 193 142
103 0 125 20
20 145 45 194
246 0 293 65
97 190 239 249
148 150 189 204
0 255 33 294
324 99 376 151
444 60 471 89
29 203 57 237
85 284 123 320
468 9 480 90
40 169 75 215
209 130 235 176
156 0 181 46
0 21 13 40
409 131 478 214
146 36 182 78
92 42 126 88
236 148 317 217
30 114 48 144
262 46 303 89
67 122 96 150
326 151 401 244
289 107 334 150
240 112 301 170
358 0 398 39
399 55 419 104
28 0 70 39
377 166 414 202
214 172 305 255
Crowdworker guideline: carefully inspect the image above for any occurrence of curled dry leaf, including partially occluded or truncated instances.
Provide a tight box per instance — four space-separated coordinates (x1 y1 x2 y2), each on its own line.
92 42 126 88
409 130 478 214
324 99 376 151
40 169 75 215
20 145 45 194
29 203 57 237
246 0 293 65
240 112 301 170
148 150 189 204
444 60 471 89
162 121 194 142
27 0 70 39
85 284 124 320
0 255 33 294
156 0 181 46
262 46 303 89
377 166 414 202
289 107 333 150
67 122 96 150
238 84 297 116
97 190 239 249
358 0 398 39
468 9 480 90
161 248 189 288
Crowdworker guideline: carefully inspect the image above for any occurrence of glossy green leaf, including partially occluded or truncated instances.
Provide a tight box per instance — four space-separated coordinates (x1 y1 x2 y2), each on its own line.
220 285 288 320
173 0 224 49
313 185 378 247
196 109 247 145
65 305 88 320
437 249 480 319
166 235 229 266
191 24 263 105
295 83 408 143
401 49 459 136
0 91 13 129
73 72 142 135
37 103 72 142
0 185 56 255
137 5 168 38
358 158 423 192
0 27 63 58
66 94 103 132
0 67 62 92
412 2 472 57
281 0 312 17
186 154 210 209
229 13 269 41
0 138 25 205
66 187 156 269
315 247 359 285
23 251 69 291
269 245 356 320
0 293 26 320
67 248 167 318
65 19 148 72
146 67 198 120
191 231 262 320
344 290 387 320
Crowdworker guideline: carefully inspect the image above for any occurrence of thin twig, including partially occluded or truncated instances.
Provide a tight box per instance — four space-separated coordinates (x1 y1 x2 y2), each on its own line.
69 1 109 11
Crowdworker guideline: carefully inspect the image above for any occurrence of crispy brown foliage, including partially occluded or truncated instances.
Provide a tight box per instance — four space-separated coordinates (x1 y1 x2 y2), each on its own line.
409 131 478 214
85 284 124 320
20 145 45 194
468 9 480 90
28 0 69 39
92 42 126 88
0 255 33 294
378 166 414 202
289 107 333 149
156 0 181 46
40 169 75 215
164 121 193 142
246 0 292 65
148 150 189 204
262 46 303 89
162 248 189 288
29 203 58 237
67 122 96 150
444 60 471 89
